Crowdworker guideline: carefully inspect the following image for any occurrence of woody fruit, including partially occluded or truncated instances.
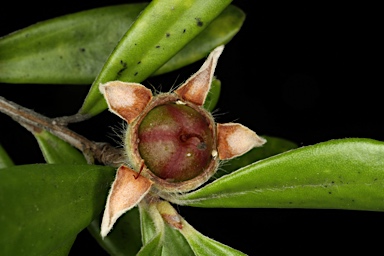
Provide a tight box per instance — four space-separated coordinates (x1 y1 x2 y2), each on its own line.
138 103 214 182
98 45 266 238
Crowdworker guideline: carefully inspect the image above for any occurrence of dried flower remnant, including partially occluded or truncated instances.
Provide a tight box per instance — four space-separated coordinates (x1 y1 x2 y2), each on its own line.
99 45 266 237
100 166 152 238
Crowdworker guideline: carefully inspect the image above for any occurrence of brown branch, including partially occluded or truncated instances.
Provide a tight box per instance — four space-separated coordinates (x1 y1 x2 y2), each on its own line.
53 113 93 125
0 95 124 167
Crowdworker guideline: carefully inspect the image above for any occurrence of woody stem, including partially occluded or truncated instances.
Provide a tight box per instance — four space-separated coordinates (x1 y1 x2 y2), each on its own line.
0 95 123 167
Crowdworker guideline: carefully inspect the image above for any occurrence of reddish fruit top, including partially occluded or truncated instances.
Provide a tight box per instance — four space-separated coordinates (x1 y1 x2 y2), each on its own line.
138 103 214 182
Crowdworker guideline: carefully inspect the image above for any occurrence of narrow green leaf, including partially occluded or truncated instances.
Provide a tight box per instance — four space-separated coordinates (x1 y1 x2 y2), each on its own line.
176 138 384 211
0 164 115 256
138 201 194 256
136 233 163 256
153 5 245 75
0 4 243 85
203 78 221 112
162 224 195 256
139 203 159 245
179 218 246 256
79 0 232 116
0 3 147 84
138 202 164 255
140 200 239 255
34 130 87 164
214 135 297 178
0 144 14 168
88 208 142 256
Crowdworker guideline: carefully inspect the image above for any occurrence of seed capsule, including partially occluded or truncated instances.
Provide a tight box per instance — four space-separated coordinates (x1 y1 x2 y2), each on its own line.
138 103 214 182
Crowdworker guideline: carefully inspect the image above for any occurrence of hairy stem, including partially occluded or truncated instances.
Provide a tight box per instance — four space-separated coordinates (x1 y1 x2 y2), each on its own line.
0 96 124 167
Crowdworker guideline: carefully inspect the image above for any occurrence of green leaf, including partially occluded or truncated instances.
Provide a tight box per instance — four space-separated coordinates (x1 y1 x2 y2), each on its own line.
0 144 14 168
136 233 163 256
0 164 115 256
31 129 93 254
162 224 195 256
138 202 163 255
32 130 142 255
34 130 87 164
88 208 142 256
138 201 194 256
46 236 77 256
139 203 160 245
214 135 297 178
139 200 242 255
0 4 243 85
79 0 232 116
179 218 246 256
175 138 384 211
153 5 245 75
0 3 147 84
203 78 221 112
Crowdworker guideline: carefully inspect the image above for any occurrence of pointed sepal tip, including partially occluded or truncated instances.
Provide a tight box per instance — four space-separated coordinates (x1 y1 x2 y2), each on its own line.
100 165 153 238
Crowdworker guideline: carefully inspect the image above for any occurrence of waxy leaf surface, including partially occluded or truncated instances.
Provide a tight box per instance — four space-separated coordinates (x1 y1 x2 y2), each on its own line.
176 139 384 211
0 164 115 256
0 4 146 84
0 4 243 86
32 129 141 255
79 0 233 116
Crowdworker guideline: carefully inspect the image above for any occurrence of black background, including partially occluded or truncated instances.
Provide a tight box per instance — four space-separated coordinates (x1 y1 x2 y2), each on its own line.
0 1 382 255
